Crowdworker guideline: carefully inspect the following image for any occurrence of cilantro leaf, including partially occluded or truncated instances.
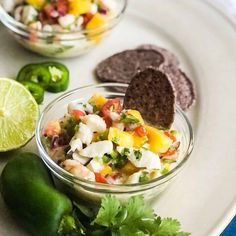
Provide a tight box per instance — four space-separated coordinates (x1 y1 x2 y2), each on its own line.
154 218 190 236
92 195 122 227
120 113 140 124
90 196 191 236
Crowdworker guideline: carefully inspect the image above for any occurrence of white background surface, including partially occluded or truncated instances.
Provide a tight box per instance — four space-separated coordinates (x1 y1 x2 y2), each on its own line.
0 0 236 235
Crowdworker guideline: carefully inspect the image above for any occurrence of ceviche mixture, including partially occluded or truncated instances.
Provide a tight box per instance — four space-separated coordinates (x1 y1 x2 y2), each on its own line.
3 0 116 32
43 94 181 184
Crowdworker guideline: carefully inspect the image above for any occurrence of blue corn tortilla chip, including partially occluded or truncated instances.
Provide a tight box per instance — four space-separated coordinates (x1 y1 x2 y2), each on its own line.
123 68 176 129
95 49 164 83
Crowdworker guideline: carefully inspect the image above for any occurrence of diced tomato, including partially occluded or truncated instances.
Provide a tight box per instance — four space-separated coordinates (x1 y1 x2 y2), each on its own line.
95 173 107 183
103 116 112 128
101 98 122 116
71 109 85 120
164 131 177 142
44 3 55 17
57 0 68 16
161 149 177 158
135 125 147 137
101 98 122 128
40 3 57 24
82 13 94 27
111 172 121 180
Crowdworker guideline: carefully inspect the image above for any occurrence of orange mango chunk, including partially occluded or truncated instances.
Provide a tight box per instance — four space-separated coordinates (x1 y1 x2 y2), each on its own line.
145 125 173 153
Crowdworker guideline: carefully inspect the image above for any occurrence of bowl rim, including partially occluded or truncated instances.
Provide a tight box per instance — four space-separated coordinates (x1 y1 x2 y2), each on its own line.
0 0 127 35
36 83 194 189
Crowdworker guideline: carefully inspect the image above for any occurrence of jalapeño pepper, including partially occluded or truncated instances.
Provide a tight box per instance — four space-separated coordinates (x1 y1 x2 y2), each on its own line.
0 153 80 236
16 63 51 89
20 81 44 104
17 62 70 94
42 61 69 93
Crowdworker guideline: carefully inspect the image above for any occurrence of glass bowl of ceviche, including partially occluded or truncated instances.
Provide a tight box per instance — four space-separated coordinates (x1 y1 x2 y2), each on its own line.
0 0 127 58
36 83 194 204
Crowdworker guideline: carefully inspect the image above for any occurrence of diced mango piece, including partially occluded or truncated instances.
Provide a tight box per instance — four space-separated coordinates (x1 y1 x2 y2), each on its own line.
145 125 173 153
128 131 148 148
26 0 46 9
86 13 107 30
120 161 139 175
89 93 107 110
127 110 144 124
108 127 133 148
86 13 107 42
100 165 113 176
69 0 91 15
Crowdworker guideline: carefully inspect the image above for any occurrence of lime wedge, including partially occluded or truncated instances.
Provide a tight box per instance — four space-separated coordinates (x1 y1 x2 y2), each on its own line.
0 78 39 152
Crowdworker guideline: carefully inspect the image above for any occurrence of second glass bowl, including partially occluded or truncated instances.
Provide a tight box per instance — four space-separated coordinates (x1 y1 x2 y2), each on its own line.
0 0 127 58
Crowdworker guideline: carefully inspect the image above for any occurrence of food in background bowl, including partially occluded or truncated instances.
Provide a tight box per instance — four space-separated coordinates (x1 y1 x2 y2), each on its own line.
0 0 127 58
36 79 193 204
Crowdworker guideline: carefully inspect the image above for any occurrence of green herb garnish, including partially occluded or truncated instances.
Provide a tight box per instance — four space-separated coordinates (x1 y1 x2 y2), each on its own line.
121 147 130 157
89 195 190 236
120 113 140 124
139 172 150 183
112 136 120 144
134 150 142 160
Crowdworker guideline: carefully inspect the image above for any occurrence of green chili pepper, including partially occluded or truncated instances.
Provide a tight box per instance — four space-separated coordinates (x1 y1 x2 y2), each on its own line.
16 63 51 89
42 62 69 93
17 62 69 93
0 152 80 236
20 81 44 104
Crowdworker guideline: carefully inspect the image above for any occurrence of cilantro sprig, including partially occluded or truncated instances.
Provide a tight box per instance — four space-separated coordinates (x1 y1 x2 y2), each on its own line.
74 195 190 236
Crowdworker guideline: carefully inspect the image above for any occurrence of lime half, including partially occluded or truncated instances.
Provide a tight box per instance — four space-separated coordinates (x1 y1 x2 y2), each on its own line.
0 78 39 152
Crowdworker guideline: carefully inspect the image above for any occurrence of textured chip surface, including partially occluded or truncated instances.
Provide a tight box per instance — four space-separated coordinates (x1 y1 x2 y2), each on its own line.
96 45 196 111
95 49 164 83
123 68 176 129
137 44 180 68
160 65 196 110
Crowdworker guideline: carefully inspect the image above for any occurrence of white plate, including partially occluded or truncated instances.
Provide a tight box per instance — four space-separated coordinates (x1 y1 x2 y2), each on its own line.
0 0 236 235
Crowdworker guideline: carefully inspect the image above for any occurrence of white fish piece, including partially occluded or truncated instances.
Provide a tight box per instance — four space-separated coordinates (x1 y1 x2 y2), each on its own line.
109 112 120 121
79 140 113 158
43 24 53 32
58 14 75 28
62 159 95 181
112 122 124 131
69 138 83 152
29 21 42 30
101 0 117 11
21 5 38 25
76 16 84 29
125 171 142 184
68 101 85 114
72 152 90 165
14 6 23 21
83 114 106 133
2 0 23 12
117 147 161 170
91 3 98 14
125 169 159 184
83 103 94 114
87 159 104 173
75 123 93 146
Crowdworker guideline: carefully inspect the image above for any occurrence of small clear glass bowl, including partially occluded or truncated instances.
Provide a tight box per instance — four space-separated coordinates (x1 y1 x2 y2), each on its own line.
0 0 127 58
36 83 194 205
